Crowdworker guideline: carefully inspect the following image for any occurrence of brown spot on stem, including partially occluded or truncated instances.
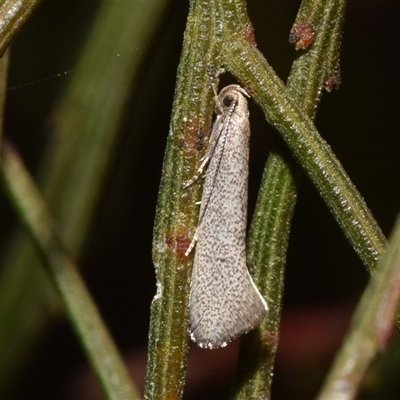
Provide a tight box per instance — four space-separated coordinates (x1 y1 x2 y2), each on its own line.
325 68 341 92
166 235 192 259
289 22 315 50
243 23 257 46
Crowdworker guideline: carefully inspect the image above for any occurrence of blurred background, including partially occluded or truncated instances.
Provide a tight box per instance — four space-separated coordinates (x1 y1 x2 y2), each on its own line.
1 0 400 398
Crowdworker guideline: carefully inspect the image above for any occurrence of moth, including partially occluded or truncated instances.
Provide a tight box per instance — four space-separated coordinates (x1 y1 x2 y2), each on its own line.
185 84 268 349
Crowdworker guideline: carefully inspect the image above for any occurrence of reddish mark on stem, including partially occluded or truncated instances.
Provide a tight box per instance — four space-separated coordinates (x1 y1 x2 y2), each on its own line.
289 22 315 50
166 235 192 259
242 23 257 46
325 73 341 92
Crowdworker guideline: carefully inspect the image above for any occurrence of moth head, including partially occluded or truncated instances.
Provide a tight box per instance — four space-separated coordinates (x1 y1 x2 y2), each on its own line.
222 94 235 107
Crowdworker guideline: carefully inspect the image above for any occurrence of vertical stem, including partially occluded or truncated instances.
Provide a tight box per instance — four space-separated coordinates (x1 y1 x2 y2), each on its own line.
145 1 222 397
2 143 139 399
233 0 347 397
146 0 259 397
317 213 400 400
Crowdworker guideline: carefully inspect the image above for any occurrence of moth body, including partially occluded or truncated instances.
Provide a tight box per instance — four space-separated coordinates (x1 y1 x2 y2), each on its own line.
187 84 268 349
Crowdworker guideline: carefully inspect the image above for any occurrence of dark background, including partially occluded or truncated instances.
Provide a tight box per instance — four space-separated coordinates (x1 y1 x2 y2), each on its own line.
1 0 400 399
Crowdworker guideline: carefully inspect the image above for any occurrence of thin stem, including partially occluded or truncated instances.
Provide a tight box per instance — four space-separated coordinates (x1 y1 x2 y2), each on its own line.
145 0 258 397
233 0 346 397
223 39 386 273
0 49 9 132
145 0 223 396
1 142 139 400
0 0 169 393
0 0 42 56
317 214 400 400
234 143 299 399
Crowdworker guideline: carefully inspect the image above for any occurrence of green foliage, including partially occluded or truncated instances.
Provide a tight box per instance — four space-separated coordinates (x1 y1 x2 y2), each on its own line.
0 0 399 399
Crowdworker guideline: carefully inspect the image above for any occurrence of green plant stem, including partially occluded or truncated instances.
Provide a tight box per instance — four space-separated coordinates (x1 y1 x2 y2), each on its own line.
287 0 343 117
0 0 169 393
145 0 257 397
1 142 139 400
223 38 386 273
361 332 400 397
0 0 42 57
234 143 299 399
0 50 9 132
145 1 221 397
317 213 400 400
233 0 345 398
149 0 385 398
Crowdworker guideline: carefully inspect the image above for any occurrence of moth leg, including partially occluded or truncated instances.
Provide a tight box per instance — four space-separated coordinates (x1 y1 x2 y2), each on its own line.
185 230 198 256
183 154 212 188
184 67 228 189
206 66 226 114
183 116 225 189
